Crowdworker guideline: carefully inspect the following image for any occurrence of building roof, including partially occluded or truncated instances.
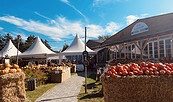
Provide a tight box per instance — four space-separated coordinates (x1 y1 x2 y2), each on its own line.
19 36 55 57
63 34 96 55
0 40 21 57
101 12 173 48
87 40 104 50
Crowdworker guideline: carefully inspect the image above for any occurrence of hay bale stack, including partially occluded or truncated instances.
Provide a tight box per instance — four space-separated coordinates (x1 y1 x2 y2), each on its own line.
101 75 173 102
0 72 26 102
51 67 71 83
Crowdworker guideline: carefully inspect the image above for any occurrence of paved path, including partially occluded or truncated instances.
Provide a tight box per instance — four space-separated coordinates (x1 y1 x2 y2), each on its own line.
36 72 85 102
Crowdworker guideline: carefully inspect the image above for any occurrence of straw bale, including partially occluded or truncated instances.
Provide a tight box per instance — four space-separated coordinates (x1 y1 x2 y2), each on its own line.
0 72 26 102
102 75 173 102
51 67 71 83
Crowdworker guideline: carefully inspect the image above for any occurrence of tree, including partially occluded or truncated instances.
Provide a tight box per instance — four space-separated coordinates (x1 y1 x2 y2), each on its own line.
12 35 25 52
24 35 35 51
0 34 4 50
62 43 69 52
98 35 110 41
41 39 52 50
3 33 13 44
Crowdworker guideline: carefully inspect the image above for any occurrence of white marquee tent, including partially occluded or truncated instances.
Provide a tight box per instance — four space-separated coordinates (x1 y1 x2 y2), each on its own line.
19 36 56 58
63 34 96 55
0 40 21 57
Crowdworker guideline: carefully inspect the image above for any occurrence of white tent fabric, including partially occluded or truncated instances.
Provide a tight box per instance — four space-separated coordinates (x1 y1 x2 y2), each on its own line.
47 54 66 60
63 34 96 55
0 40 21 57
19 36 56 58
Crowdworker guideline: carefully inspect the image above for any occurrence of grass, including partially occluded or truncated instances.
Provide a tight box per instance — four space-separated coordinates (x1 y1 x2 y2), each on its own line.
26 83 57 102
71 72 77 76
78 74 104 102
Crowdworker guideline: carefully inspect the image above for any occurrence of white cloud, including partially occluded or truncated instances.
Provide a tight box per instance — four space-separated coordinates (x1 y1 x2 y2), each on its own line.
60 0 88 22
105 22 120 33
0 16 64 41
93 0 128 7
0 27 3 30
0 15 121 41
126 15 139 25
34 11 52 20
11 32 28 40
126 13 149 25
87 22 121 38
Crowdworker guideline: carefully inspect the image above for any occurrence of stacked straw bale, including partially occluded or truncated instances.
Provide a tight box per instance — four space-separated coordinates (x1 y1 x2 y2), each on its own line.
101 75 173 102
51 67 71 83
0 72 26 102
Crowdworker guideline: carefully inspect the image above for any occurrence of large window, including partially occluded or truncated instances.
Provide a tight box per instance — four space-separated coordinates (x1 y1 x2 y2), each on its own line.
143 44 148 58
132 45 135 59
125 46 128 59
154 42 158 58
149 43 153 58
159 40 164 58
128 46 131 59
165 39 171 57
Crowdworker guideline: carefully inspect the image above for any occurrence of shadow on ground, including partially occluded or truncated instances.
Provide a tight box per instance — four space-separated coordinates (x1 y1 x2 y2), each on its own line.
79 89 103 100
76 70 96 78
37 95 77 102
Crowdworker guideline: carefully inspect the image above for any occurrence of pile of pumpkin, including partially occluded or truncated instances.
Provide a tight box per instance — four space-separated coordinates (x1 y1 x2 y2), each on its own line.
51 66 69 71
0 63 22 75
22 65 41 69
105 62 173 78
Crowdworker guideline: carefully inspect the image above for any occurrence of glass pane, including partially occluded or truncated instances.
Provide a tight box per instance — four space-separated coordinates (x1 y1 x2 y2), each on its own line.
159 40 164 58
154 42 158 58
165 39 171 57
149 43 153 58
143 44 148 58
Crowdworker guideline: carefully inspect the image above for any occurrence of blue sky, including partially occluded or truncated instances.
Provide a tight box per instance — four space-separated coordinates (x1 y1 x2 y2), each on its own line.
0 0 173 50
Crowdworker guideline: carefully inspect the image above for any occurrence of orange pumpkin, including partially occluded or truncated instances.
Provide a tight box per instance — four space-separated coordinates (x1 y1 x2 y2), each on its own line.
5 63 12 68
13 64 19 69
0 64 5 70
16 68 22 72
0 69 9 75
9 69 17 73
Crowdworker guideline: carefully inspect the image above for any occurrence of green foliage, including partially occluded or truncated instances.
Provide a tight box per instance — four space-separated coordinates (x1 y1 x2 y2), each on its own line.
23 35 36 52
98 35 111 41
26 83 57 102
78 73 104 102
0 34 5 50
0 33 53 52
41 39 51 50
22 69 52 86
62 43 69 52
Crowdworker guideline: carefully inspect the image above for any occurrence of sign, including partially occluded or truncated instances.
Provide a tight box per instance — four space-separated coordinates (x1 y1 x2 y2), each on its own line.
131 22 149 35
83 51 88 57
55 71 59 74
5 59 9 64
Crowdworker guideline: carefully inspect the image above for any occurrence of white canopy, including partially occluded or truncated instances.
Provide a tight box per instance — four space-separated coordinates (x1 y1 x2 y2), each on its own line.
19 36 56 58
0 40 21 57
63 34 96 55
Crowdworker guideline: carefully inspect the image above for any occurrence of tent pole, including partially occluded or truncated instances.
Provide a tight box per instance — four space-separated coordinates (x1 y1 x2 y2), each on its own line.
84 27 87 94
59 51 62 65
46 54 48 65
